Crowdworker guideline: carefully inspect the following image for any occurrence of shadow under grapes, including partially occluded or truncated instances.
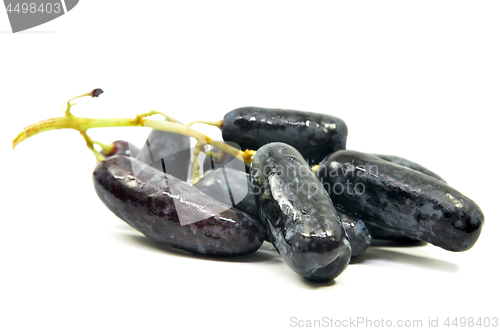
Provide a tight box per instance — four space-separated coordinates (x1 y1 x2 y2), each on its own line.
351 247 460 273
109 223 281 263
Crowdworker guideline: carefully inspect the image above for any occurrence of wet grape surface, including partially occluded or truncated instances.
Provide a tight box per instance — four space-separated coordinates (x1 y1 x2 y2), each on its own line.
318 150 484 252
222 107 348 165
339 212 372 258
93 156 265 256
251 142 351 282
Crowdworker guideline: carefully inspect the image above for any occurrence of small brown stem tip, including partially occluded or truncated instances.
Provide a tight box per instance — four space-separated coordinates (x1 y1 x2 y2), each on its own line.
91 89 104 98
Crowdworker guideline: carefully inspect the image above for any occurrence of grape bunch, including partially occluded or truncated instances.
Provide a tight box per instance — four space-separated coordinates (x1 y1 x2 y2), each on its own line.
98 107 484 282
14 91 485 284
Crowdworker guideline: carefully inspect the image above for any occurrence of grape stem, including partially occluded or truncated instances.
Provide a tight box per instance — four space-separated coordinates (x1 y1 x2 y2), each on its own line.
205 149 224 161
12 89 255 184
186 120 223 129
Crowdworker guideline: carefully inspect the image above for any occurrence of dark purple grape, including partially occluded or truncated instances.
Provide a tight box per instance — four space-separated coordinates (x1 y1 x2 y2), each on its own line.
222 107 347 165
317 150 484 252
250 142 351 282
339 212 371 258
102 140 139 158
136 128 191 181
374 154 446 183
93 156 265 256
194 168 258 220
366 153 446 242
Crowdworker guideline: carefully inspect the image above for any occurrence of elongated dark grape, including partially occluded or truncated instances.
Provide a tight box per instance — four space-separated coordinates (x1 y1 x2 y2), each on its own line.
363 153 445 242
251 142 351 282
102 140 140 158
222 107 348 165
374 154 446 183
339 153 445 243
194 168 259 220
318 150 484 252
93 156 265 256
339 212 371 258
136 128 191 181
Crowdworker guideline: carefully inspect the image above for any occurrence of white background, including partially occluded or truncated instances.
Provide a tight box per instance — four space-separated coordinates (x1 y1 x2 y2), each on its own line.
1 1 499 330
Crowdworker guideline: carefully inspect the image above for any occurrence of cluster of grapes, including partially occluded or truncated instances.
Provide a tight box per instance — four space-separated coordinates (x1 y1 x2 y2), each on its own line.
94 107 484 283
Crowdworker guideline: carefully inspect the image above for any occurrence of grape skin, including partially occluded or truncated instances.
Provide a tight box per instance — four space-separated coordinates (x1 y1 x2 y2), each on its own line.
196 167 373 258
374 154 446 183
339 213 372 258
318 150 484 252
360 153 447 242
93 156 265 256
222 107 348 165
251 142 351 282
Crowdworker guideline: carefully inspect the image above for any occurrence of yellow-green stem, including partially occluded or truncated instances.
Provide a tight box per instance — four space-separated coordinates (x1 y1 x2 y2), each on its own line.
13 90 254 167
80 131 106 162
191 145 204 184
186 120 223 128
205 149 224 161
13 116 143 148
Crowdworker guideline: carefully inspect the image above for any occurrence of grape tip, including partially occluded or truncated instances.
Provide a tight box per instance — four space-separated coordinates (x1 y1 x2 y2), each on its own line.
91 89 104 98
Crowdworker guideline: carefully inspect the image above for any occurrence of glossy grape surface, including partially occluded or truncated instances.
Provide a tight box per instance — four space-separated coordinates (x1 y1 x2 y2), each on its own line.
222 107 348 165
93 156 265 256
251 142 351 282
339 212 372 258
363 154 446 242
318 150 484 252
